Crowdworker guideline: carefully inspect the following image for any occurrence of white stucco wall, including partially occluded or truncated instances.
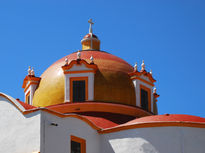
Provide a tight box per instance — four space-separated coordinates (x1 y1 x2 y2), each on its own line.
41 114 205 153
0 96 41 153
41 112 100 153
101 126 205 153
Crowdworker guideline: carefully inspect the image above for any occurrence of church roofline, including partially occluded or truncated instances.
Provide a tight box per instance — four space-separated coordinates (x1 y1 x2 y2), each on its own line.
1 92 205 134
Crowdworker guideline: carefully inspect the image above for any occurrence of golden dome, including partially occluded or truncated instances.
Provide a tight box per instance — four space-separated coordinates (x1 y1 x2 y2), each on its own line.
32 50 136 107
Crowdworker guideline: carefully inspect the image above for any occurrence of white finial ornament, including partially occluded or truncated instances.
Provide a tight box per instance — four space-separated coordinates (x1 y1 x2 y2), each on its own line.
77 50 81 59
153 87 157 94
150 69 152 75
88 19 94 34
90 55 94 63
141 60 145 71
134 62 138 71
28 66 31 75
31 67 35 76
65 57 68 65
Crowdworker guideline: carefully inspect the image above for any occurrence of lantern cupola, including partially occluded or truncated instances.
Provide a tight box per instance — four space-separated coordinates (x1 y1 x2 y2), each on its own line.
81 19 100 50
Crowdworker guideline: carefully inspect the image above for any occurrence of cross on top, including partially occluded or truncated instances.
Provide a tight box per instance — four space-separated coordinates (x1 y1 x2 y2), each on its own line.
88 19 94 33
88 19 94 25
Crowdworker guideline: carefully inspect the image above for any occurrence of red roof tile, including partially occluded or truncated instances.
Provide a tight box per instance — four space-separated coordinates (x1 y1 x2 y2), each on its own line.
16 99 36 110
75 112 136 129
123 114 205 125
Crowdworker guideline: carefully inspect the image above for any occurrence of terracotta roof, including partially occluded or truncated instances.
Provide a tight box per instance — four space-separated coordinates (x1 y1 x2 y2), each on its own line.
16 99 36 110
124 114 205 124
73 113 205 130
99 114 205 133
75 112 136 129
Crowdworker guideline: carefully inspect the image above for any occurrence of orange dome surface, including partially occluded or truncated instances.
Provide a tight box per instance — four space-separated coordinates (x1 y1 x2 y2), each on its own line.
33 50 136 107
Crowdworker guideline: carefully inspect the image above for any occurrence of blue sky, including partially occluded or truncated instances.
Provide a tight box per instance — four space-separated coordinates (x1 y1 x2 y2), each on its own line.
0 0 204 117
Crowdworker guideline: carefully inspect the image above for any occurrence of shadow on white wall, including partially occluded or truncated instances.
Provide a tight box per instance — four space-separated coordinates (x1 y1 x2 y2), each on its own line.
109 137 159 153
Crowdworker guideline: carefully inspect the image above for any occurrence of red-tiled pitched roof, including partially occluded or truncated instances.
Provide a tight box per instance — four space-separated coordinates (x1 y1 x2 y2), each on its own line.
16 99 36 110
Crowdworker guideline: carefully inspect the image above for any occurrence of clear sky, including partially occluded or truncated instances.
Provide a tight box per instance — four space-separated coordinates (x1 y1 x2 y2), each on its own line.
0 0 204 117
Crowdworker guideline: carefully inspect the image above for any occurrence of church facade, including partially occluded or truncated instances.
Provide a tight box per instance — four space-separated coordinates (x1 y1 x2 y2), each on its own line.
0 20 205 153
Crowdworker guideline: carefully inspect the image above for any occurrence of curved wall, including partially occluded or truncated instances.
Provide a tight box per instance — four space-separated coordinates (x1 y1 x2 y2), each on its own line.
102 126 205 153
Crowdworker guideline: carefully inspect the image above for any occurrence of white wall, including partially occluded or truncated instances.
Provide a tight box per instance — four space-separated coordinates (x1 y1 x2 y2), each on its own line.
41 109 205 153
101 126 205 153
0 96 41 153
41 112 101 153
41 110 205 153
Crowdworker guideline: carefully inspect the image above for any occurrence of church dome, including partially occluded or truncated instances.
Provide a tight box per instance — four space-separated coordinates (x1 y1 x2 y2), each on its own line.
22 19 158 114
32 50 136 107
